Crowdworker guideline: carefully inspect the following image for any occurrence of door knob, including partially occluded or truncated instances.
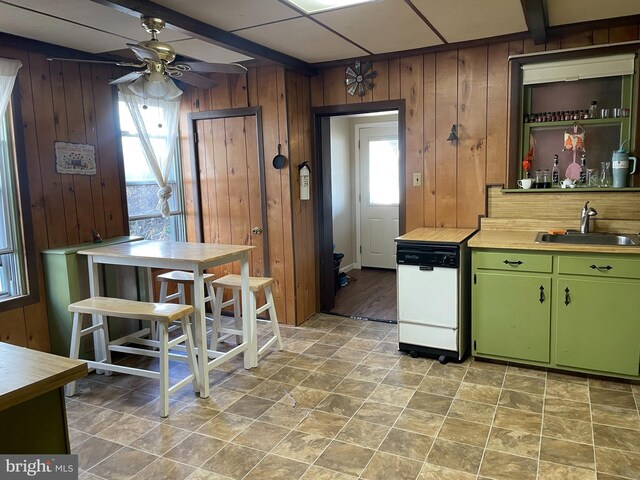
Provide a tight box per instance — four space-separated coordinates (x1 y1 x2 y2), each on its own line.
251 227 263 235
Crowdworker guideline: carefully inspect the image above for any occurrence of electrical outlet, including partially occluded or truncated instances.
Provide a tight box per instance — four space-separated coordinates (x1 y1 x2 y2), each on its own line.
413 172 422 187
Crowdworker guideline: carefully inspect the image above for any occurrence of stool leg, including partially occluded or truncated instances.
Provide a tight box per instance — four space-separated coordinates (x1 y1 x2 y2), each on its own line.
233 289 242 345
159 323 170 418
66 312 84 396
180 315 200 393
265 286 283 351
209 286 225 350
99 314 113 374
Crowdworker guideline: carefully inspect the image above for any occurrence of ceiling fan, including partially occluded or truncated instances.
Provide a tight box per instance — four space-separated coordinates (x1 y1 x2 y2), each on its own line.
49 16 247 98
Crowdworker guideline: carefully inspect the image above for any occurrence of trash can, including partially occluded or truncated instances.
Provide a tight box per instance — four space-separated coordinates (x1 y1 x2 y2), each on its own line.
333 253 344 292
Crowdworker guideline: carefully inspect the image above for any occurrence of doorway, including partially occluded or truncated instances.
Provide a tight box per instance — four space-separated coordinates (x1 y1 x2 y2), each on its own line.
312 100 406 319
188 107 269 278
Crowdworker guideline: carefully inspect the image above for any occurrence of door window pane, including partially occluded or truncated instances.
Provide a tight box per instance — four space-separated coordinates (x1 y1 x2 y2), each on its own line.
369 139 399 205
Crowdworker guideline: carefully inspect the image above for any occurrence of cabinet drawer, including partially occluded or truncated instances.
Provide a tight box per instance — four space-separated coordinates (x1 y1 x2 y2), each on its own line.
473 251 552 273
558 255 640 279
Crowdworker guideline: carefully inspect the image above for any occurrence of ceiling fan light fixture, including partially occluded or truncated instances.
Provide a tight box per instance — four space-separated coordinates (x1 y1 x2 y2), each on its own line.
128 74 182 101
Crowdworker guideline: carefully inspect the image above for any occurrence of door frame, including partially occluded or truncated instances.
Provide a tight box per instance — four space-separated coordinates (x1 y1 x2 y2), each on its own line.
311 100 406 312
187 106 270 275
354 121 400 269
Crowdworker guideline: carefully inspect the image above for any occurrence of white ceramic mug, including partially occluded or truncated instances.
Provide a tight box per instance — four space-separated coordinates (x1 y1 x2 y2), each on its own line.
561 178 576 188
517 178 534 189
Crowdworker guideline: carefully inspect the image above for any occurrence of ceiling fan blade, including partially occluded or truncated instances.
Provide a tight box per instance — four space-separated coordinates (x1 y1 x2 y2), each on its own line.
171 71 219 89
171 62 248 75
126 43 160 63
109 71 145 85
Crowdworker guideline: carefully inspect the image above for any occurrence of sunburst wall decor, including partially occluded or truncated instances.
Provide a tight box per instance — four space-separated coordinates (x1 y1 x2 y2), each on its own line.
345 61 376 96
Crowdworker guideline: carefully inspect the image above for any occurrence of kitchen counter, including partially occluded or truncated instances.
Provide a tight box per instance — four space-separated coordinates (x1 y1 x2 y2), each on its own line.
396 227 477 244
469 229 640 254
0 342 87 453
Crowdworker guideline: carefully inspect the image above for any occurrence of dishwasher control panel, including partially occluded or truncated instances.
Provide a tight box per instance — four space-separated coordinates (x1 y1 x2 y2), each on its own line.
396 243 459 268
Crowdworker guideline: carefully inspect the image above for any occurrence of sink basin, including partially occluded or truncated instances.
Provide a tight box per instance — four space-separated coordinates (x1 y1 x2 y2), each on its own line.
535 232 640 246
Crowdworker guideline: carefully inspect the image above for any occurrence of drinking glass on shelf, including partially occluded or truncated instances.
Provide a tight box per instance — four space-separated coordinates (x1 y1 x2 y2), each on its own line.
600 162 612 187
587 169 599 187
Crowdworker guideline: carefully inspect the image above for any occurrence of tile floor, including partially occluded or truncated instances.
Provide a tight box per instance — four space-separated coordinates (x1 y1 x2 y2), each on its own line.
67 313 640 480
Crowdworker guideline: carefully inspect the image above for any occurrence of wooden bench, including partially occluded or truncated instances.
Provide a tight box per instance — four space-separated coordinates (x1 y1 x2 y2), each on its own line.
66 297 199 417
209 274 283 358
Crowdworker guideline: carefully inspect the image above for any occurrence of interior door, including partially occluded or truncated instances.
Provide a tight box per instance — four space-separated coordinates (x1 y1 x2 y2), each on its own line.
359 125 399 269
191 108 268 279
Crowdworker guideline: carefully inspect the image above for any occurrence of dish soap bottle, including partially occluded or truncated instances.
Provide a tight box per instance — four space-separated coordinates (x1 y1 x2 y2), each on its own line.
579 154 587 185
552 154 560 187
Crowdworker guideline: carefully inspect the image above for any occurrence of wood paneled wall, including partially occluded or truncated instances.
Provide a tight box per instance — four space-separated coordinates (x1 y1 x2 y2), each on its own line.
0 46 125 349
309 25 640 233
178 66 299 325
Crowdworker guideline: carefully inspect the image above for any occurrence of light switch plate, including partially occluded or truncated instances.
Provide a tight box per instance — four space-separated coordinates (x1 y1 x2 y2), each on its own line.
413 172 422 187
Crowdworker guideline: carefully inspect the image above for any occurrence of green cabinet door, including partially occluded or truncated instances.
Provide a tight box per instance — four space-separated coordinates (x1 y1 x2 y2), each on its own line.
556 277 640 376
473 272 551 362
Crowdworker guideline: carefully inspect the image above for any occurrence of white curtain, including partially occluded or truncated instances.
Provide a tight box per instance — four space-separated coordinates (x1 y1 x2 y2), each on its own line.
118 85 180 218
0 58 21 117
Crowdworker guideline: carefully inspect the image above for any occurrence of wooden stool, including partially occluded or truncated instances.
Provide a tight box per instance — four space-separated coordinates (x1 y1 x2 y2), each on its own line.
209 274 283 357
66 297 199 417
156 270 216 339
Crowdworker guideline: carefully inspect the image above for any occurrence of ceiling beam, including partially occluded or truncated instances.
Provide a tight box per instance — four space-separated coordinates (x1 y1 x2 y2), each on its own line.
88 0 318 76
521 0 548 44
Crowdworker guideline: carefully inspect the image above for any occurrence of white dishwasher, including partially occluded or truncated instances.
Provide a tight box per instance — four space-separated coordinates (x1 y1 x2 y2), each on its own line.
396 228 475 363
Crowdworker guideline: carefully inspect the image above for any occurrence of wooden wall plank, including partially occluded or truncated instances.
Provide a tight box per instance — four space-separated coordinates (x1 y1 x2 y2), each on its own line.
609 25 639 43
560 31 593 49
400 55 424 233
423 54 436 227
434 50 458 227
456 46 488 228
486 42 509 185
0 309 28 346
62 62 95 243
49 60 79 245
310 71 324 107
79 64 107 239
372 60 389 102
593 29 609 45
388 58 401 99
276 67 296 326
323 66 347 106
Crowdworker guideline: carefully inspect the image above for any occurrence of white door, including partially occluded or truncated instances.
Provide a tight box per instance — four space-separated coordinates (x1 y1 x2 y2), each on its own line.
359 125 399 269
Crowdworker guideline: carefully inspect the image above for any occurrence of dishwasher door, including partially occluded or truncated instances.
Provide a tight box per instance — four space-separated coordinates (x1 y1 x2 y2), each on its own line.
397 264 459 351
397 264 458 327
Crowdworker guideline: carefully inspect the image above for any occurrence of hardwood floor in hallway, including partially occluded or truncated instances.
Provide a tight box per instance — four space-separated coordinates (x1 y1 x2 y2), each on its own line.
330 268 396 322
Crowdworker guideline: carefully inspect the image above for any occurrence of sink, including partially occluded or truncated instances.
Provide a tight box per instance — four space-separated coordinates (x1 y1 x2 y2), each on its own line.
535 232 640 246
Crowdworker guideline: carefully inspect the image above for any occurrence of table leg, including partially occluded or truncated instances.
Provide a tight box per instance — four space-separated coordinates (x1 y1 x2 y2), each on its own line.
241 253 257 368
193 266 208 398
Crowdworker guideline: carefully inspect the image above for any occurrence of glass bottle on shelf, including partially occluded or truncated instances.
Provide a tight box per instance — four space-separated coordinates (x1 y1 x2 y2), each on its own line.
552 154 560 187
579 154 587 185
589 100 598 119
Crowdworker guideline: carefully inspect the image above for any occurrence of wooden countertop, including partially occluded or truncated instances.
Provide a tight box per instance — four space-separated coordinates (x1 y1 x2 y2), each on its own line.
469 229 640 254
396 228 477 244
0 343 87 412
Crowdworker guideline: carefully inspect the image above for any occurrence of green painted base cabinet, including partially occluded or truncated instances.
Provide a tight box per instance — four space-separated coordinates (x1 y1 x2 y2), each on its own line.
472 249 640 378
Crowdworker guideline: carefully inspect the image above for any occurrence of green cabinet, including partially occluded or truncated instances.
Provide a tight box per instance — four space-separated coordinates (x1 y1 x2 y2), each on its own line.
472 250 552 363
555 254 640 376
473 272 551 362
42 236 145 356
472 248 640 378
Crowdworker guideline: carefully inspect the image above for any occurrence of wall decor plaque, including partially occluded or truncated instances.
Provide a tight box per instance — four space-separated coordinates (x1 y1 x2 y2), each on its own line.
55 141 96 175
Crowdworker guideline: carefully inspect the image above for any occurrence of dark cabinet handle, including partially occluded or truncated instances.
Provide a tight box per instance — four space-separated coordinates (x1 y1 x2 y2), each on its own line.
590 264 612 271
564 287 570 306
503 260 523 266
539 285 545 303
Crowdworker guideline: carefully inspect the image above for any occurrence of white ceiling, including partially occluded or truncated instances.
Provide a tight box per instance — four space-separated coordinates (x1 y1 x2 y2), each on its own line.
0 0 639 67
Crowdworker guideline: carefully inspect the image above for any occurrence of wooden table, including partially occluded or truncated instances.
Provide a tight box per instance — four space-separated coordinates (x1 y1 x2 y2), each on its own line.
78 240 255 398
0 342 87 453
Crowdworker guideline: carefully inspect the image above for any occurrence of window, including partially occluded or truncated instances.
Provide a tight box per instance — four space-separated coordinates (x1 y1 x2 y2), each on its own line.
118 98 185 241
0 106 27 300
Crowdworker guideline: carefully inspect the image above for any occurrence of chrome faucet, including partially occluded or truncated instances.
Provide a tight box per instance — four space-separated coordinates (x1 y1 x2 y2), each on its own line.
579 201 598 234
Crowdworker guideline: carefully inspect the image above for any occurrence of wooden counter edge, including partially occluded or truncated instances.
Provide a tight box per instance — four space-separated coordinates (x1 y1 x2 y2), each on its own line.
0 344 88 412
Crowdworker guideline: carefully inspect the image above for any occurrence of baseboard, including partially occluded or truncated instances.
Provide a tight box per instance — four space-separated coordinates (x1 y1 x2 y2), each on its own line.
340 263 357 273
